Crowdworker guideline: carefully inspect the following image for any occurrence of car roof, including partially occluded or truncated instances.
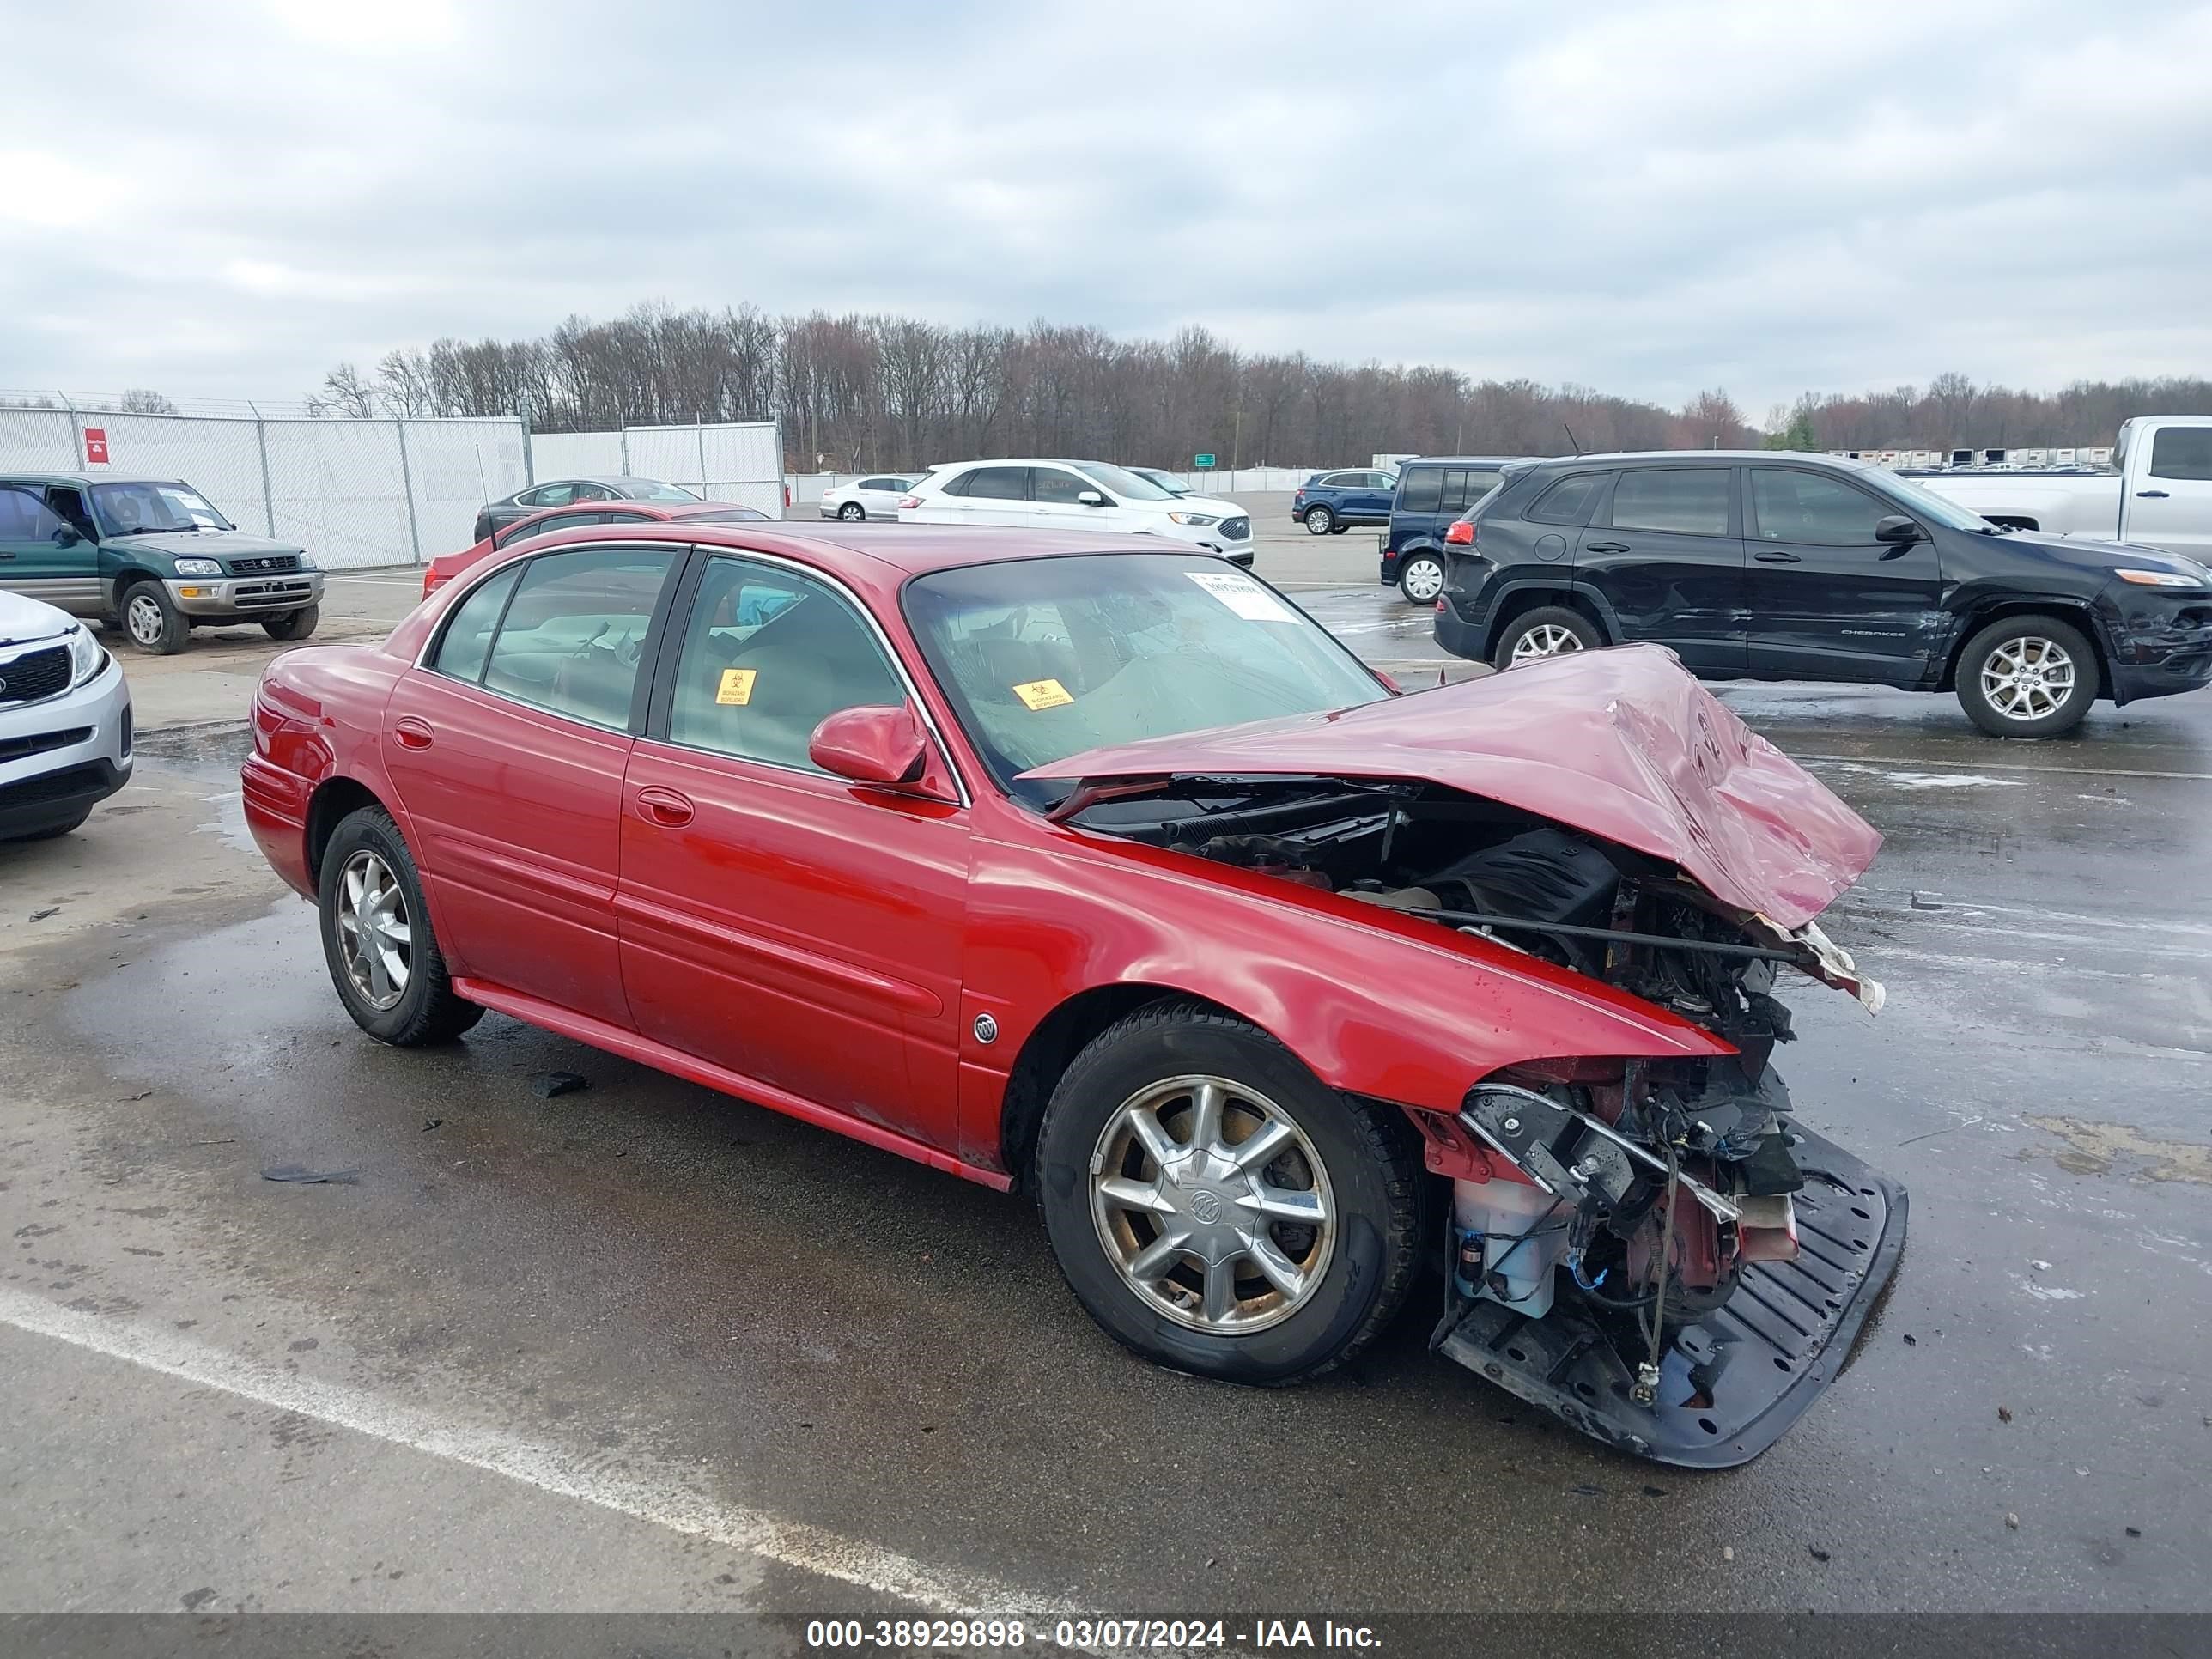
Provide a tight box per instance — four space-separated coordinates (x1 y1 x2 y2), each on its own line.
0 472 194 486
1397 456 1528 467
1526 450 1870 469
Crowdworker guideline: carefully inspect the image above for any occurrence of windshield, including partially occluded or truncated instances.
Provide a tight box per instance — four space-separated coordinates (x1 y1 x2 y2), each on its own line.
1133 468 1190 495
692 507 770 522
1869 469 1994 532
626 480 702 502
91 482 233 535
903 553 1387 808
1074 461 1176 502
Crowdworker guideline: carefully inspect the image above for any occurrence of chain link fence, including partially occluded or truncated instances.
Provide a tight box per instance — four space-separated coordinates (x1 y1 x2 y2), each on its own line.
527 420 785 514
0 397 528 569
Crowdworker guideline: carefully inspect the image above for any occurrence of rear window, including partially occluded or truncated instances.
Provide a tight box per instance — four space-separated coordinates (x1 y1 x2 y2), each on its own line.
2148 428 2212 483
1608 469 1731 537
1525 473 1606 526
1396 467 1443 514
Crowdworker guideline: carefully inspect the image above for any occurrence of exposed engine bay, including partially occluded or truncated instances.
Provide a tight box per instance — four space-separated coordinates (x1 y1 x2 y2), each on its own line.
1076 776 1908 1467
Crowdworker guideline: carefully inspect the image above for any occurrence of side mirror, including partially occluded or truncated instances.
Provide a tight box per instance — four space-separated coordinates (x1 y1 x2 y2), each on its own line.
52 526 82 547
1874 514 1924 544
1076 490 1108 507
809 702 954 801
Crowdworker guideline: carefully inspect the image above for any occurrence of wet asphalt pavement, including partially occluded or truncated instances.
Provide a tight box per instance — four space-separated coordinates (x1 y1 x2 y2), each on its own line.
2 541 2208 1627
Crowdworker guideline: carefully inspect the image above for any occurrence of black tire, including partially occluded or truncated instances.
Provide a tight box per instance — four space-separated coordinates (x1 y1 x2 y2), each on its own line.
119 580 190 654
1492 605 1602 671
1303 505 1334 535
317 805 483 1045
262 604 319 641
1397 552 1447 605
1328 522 1348 535
5 808 92 843
1035 1000 1425 1386
1955 615 2099 738
838 501 866 521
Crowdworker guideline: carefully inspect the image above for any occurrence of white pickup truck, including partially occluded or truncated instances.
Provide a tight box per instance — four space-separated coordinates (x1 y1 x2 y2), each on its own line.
1917 416 2212 562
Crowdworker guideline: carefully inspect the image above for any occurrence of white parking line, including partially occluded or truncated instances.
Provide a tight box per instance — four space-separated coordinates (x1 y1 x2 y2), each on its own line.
1799 753 2212 784
0 1286 1070 1620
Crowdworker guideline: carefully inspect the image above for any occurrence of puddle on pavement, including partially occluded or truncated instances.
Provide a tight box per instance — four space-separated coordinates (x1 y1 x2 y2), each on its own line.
135 721 257 854
2022 1115 2212 1185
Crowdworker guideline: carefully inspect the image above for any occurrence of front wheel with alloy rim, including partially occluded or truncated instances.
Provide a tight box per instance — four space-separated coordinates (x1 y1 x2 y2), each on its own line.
317 805 483 1045
1398 553 1446 605
1304 506 1335 535
1035 1000 1423 1384
1955 615 2100 738
1492 605 1601 671
121 581 190 654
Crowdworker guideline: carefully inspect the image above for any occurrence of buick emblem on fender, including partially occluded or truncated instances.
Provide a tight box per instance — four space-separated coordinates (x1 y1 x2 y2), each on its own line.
972 1012 998 1044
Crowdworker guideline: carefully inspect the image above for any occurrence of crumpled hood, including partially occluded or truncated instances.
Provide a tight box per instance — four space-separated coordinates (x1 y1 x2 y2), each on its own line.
1021 644 1881 933
115 530 305 562
0 588 76 647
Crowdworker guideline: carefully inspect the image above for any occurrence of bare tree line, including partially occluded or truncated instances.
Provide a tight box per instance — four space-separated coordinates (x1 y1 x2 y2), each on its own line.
289 300 2212 470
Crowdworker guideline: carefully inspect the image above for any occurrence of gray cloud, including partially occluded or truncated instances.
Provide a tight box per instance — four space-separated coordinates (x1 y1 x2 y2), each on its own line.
3 0 2208 413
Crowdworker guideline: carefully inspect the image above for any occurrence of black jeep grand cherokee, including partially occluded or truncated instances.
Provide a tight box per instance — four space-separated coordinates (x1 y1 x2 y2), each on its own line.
1432 451 2212 737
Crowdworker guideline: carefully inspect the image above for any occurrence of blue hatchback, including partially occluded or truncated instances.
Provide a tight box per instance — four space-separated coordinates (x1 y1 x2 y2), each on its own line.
1291 468 1398 536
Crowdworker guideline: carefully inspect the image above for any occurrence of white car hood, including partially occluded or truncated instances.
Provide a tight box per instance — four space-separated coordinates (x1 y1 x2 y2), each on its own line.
0 589 76 647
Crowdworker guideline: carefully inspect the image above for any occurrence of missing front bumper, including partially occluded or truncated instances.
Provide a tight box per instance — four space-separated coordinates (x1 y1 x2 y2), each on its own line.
1431 1122 1905 1468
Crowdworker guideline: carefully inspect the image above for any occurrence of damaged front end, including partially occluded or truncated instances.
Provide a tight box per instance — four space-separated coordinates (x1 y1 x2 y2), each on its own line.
1024 648 1907 1465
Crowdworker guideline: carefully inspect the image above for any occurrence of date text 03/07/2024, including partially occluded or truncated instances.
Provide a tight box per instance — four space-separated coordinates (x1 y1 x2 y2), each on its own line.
803 1620 1382 1650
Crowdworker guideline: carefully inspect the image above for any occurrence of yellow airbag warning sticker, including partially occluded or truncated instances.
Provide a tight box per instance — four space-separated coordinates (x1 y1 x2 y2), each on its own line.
716 668 757 705
1012 678 1074 711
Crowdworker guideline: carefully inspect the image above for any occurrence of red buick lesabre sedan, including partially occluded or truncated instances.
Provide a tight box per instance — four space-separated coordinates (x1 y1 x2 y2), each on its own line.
242 522 1904 1466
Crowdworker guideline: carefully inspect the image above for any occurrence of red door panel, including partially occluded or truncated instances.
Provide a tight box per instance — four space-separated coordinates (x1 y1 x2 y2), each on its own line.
615 739 969 1149
382 669 635 1030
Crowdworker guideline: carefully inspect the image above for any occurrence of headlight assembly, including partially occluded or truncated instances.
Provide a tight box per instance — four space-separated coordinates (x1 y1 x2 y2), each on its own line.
67 623 107 687
1166 512 1220 527
173 557 222 577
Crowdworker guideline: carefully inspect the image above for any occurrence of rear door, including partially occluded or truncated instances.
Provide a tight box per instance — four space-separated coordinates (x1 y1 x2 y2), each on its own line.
1743 465 1945 685
2124 424 2212 560
1576 465 1747 675
951 465 1033 527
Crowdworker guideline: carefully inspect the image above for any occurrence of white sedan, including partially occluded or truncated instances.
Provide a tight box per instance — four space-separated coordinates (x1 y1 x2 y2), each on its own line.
896 459 1253 564
819 475 918 522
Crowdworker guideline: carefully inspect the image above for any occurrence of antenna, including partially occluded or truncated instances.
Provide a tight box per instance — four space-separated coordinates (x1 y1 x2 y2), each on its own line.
1563 424 1583 456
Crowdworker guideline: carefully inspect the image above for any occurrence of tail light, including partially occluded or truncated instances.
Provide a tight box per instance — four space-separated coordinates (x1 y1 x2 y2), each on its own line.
896 495 921 510
1444 520 1474 545
422 568 439 599
1293 489 1305 504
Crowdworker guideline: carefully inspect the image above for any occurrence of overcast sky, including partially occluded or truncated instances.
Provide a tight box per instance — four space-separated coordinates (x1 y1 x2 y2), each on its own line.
3 0 2208 416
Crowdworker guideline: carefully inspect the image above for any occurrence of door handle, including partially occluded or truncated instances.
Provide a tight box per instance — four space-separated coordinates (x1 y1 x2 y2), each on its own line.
1583 540 1630 553
2137 489 2170 499
392 717 434 750
635 786 695 828
1753 550 1802 563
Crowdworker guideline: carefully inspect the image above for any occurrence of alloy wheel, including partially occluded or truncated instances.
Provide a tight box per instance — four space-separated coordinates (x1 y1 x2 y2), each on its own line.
1305 507 1332 534
1510 623 1585 665
1979 635 2076 722
1089 1074 1336 1334
839 502 866 520
126 592 167 647
336 849 412 1011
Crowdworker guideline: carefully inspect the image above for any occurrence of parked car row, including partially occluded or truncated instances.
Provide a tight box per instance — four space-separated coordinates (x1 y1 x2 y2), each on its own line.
895 458 1254 564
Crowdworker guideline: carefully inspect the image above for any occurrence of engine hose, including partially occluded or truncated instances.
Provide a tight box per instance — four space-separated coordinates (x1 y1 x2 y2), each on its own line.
1638 1143 1681 1395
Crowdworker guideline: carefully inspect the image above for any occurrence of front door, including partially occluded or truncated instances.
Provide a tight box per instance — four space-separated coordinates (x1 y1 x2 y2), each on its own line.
0 483 101 617
1743 465 1944 685
381 544 679 1030
616 552 969 1149
1575 466 1747 675
2128 425 2212 561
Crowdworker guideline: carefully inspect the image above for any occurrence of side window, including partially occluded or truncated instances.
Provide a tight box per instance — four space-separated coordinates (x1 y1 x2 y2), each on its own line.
1750 471 1888 544
2148 428 2212 482
1397 468 1443 514
1527 473 1605 526
940 471 975 497
964 465 1031 501
43 485 94 537
519 484 570 509
478 547 675 728
665 556 906 773
1031 468 1093 505
1609 469 1731 537
1441 470 1503 514
428 564 523 684
571 483 617 502
498 511 605 548
0 485 52 541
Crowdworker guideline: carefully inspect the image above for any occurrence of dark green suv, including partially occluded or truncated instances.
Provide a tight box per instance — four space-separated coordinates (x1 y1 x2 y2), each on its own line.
0 473 323 653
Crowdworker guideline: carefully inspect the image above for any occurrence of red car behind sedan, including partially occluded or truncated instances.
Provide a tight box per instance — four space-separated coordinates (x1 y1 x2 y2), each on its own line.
243 520 1904 1466
421 497 771 599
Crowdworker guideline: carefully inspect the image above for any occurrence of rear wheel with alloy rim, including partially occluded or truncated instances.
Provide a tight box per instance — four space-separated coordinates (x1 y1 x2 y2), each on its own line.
1304 506 1334 535
1492 605 1601 670
1955 615 2099 738
838 501 866 520
1036 1000 1423 1383
1398 553 1446 605
318 805 483 1044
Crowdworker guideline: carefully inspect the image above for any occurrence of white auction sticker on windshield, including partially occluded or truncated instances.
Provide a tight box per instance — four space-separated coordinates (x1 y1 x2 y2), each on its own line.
1185 569 1297 623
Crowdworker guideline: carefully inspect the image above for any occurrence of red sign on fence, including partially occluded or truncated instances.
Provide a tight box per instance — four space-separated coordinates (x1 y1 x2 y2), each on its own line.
83 428 110 465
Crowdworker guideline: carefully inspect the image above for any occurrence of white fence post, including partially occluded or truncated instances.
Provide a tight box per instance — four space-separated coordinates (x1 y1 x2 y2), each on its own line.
248 402 277 536
58 392 84 469
394 418 423 566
